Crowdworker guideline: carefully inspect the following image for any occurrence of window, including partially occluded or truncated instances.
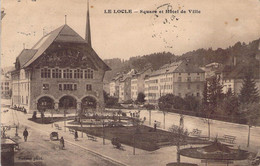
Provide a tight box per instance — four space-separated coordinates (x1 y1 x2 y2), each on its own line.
41 68 51 78
52 68 62 78
196 77 200 81
187 84 191 89
59 83 77 91
188 73 190 75
178 77 182 82
85 68 94 79
63 69 67 78
179 73 181 75
74 69 83 79
59 84 62 90
43 84 49 90
197 93 200 97
63 69 72 78
69 70 73 78
187 77 191 82
197 73 200 75
197 84 200 90
86 84 92 91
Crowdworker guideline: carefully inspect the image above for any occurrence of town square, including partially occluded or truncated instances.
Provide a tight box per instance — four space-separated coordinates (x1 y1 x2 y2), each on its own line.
1 0 260 166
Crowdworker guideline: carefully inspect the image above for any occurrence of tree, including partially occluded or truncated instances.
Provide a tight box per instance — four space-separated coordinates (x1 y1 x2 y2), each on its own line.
158 94 185 111
202 82 208 107
105 96 119 107
184 96 200 112
136 92 146 104
239 71 259 104
220 93 239 122
207 76 224 113
103 90 109 104
201 77 224 139
239 103 260 147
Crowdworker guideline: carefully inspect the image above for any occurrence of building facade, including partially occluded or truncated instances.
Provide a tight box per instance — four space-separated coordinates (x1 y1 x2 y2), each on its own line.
11 9 110 113
144 61 205 105
109 74 122 98
119 76 132 103
130 68 152 101
1 74 11 99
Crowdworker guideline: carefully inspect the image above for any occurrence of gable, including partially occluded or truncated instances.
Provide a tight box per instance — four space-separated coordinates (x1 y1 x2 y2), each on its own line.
19 24 110 71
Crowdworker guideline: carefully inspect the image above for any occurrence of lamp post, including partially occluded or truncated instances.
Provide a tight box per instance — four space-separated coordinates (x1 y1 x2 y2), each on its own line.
102 119 105 145
64 99 68 132
81 117 83 138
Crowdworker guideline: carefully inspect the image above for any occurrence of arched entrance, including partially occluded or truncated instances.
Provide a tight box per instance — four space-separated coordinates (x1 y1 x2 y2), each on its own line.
37 96 54 111
81 96 97 113
59 96 77 109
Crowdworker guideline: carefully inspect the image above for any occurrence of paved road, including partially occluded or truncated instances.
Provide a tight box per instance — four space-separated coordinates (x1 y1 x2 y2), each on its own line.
1 105 255 166
1 107 124 166
137 109 260 152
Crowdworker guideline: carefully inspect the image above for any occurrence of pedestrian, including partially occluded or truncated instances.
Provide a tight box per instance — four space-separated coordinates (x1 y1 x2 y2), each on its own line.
60 136 65 149
74 131 78 141
154 120 157 132
23 128 28 142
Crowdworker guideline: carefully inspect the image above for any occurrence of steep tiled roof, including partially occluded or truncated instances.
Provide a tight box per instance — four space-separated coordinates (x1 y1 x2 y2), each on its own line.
15 24 110 71
149 61 204 77
150 61 182 77
174 61 205 73
222 65 260 79
16 49 37 68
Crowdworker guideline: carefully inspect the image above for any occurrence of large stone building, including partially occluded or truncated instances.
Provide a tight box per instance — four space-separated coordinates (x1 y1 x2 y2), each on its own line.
109 73 123 98
118 69 137 103
1 74 11 99
11 7 110 113
221 65 260 94
131 67 152 101
144 60 205 104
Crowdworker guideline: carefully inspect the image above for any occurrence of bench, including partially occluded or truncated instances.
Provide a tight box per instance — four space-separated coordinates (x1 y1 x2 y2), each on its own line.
86 134 97 141
69 128 75 134
190 129 202 137
54 124 62 130
221 135 236 144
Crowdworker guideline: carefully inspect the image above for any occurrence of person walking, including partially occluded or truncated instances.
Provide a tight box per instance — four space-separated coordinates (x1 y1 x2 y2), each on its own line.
23 128 28 142
154 120 157 132
60 137 65 149
74 131 78 141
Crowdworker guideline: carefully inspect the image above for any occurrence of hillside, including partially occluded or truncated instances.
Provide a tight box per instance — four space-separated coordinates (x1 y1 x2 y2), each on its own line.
104 38 260 82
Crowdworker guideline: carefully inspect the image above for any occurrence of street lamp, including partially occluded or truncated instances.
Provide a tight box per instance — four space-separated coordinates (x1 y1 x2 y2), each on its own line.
63 99 69 132
162 69 169 129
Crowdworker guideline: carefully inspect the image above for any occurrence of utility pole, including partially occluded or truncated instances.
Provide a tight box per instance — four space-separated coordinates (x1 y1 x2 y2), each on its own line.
103 119 105 145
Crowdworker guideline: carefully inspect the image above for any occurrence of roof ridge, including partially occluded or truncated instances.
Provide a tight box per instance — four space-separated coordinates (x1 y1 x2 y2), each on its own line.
20 49 38 67
31 25 65 49
52 24 67 42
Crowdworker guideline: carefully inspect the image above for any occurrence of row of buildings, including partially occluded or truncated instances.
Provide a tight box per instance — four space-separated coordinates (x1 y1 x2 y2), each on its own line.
110 56 260 105
110 60 206 104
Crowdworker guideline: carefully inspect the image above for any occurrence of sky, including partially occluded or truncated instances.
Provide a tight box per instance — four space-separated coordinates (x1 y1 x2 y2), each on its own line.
1 0 260 68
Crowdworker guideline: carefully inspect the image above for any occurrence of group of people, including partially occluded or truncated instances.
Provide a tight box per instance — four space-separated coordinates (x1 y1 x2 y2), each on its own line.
12 105 27 113
129 110 141 118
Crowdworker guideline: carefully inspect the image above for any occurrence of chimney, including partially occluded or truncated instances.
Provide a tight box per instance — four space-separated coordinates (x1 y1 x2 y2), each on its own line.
85 0 92 46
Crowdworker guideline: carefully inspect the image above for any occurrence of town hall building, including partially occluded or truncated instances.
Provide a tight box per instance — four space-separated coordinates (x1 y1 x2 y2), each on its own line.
11 7 110 114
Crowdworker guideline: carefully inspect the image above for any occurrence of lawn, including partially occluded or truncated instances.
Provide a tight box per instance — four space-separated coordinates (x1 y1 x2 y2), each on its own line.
67 125 209 151
28 116 75 124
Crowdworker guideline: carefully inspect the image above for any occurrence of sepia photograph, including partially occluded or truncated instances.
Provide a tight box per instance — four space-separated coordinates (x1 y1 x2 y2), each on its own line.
1 0 260 165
